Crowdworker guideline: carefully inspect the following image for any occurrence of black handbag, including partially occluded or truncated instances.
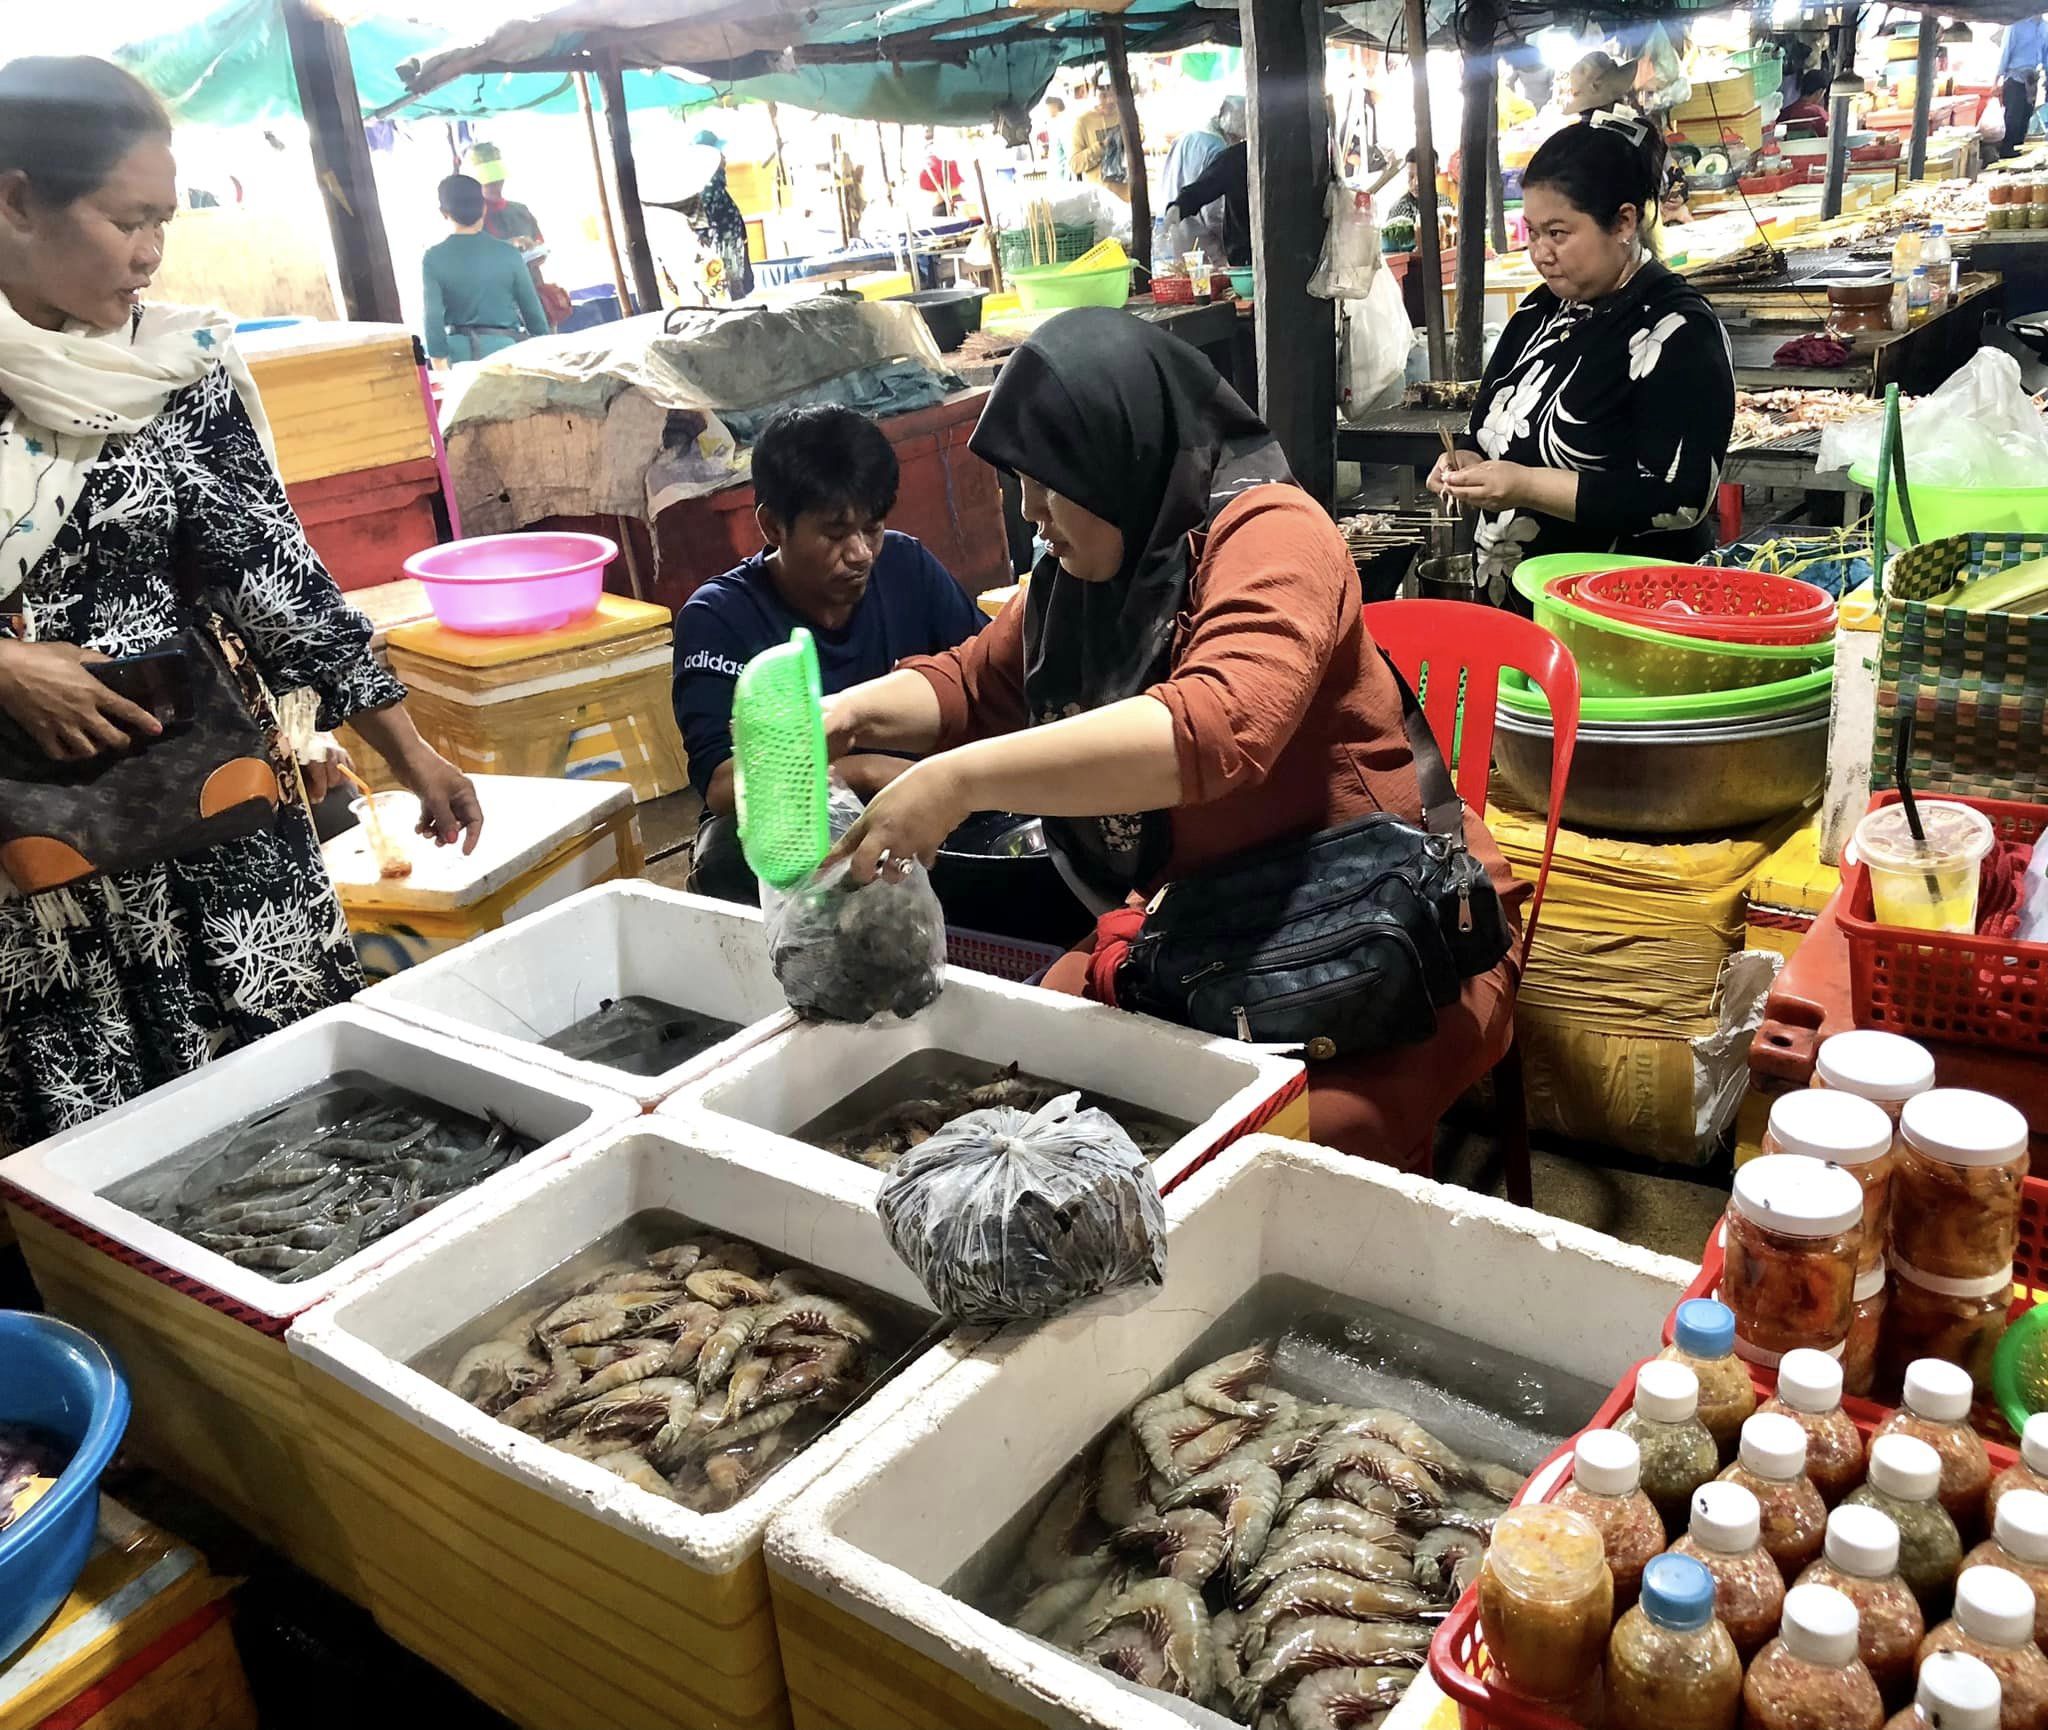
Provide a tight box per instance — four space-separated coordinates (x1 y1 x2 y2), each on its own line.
0 626 282 894
1113 653 1513 1059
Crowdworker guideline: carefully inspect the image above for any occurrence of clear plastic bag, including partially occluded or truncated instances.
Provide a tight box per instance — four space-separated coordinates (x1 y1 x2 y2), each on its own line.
876 1092 1168 1323
1310 183 1384 300
761 783 947 1023
1817 348 2048 487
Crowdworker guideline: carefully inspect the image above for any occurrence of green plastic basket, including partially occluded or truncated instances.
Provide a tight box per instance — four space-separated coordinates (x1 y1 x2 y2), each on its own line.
1534 583 1831 698
1010 261 1132 314
1847 463 2048 549
1511 553 1656 612
1498 661 1834 724
996 223 1095 274
731 628 830 890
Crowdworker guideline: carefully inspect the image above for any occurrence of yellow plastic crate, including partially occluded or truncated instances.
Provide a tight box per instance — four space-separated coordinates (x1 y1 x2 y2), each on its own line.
243 324 434 488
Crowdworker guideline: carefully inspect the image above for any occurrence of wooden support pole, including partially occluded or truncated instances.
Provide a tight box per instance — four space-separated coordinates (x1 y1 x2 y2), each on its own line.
281 0 401 324
1402 0 1448 380
1909 9 1939 181
1104 21 1152 274
1486 85 1507 254
1244 0 1335 506
1821 17 1858 221
1454 5 1498 380
576 72 634 320
598 57 662 314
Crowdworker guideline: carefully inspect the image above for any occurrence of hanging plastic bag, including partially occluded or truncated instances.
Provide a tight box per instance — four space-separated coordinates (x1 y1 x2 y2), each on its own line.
1637 23 1692 114
1339 263 1412 419
876 1092 1167 1324
1309 183 1384 300
1817 348 2048 488
761 782 947 1023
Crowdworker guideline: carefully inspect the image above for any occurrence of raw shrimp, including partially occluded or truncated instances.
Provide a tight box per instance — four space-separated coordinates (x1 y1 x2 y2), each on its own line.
538 1291 666 1348
591 1449 675 1499
1026 1468 1105 1583
1096 1425 1153 1530
1284 1665 1412 1730
1237 1532 1420 1605
1282 1436 1444 1517
1233 1618 1430 1717
448 1338 542 1408
684 1268 773 1308
1132 1391 1216 1481
1081 1578 1215 1702
498 1347 582 1432
1173 1416 1259 1477
1278 1501 1414 1551
1184 1346 1278 1421
1158 1460 1283 1586
1109 1508 1228 1590
1239 1568 1441 1657
754 1294 875 1346
1015 1571 1110 1640
1412 1526 1486 1599
695 1306 763 1395
572 1339 672 1401
1333 1410 1478 1490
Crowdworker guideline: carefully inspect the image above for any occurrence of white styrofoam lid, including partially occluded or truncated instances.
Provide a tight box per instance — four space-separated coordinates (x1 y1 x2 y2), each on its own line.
1825 1503 1900 1577
1815 1030 1937 1103
1904 1358 1973 1423
1573 1429 1640 1497
1777 1348 1844 1414
1782 1582 1861 1666
1956 1565 2037 1647
2026 1412 2048 1477
1767 1087 1895 1164
1691 1479 1761 1552
1634 1359 1701 1424
1901 1088 2029 1168
1914 1650 2003 1730
1732 1154 1864 1237
1868 1432 1944 1501
1995 1489 2048 1565
1739 1411 1810 1481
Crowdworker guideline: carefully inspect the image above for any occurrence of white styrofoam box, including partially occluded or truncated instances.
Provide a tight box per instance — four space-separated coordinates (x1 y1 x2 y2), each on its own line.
0 1004 636 1327
660 966 1307 1201
286 1117 966 1576
354 880 795 1108
764 1134 1698 1730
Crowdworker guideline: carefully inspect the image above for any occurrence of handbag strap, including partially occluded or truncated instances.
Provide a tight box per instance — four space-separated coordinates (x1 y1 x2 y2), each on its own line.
1377 648 1467 841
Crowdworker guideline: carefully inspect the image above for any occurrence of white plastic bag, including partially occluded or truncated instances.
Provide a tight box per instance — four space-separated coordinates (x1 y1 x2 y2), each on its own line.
761 783 946 1023
1309 183 1384 300
876 1092 1167 1323
1817 348 2048 487
1339 264 1412 419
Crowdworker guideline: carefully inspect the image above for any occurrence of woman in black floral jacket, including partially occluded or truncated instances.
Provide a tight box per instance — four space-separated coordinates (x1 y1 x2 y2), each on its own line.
1430 111 1736 608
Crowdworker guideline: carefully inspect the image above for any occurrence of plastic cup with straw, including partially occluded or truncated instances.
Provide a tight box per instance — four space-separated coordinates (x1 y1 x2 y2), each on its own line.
1851 714 1995 933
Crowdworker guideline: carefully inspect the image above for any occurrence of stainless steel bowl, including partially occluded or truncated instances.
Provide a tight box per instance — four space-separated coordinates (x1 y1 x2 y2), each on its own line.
1493 702 1830 835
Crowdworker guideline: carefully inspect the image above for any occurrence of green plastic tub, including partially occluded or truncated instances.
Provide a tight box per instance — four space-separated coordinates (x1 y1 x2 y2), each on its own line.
1534 583 1830 698
1498 662 1834 724
1512 553 1660 612
1847 464 2048 549
1011 261 1133 314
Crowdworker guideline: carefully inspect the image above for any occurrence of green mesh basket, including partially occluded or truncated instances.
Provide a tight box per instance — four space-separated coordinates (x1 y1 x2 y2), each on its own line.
732 628 830 890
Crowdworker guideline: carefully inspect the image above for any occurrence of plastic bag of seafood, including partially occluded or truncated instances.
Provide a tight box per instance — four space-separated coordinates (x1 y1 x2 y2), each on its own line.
877 1091 1166 1323
762 784 946 1024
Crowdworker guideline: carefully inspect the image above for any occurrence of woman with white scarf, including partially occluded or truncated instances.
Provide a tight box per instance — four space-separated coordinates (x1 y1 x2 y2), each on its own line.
0 57 480 1149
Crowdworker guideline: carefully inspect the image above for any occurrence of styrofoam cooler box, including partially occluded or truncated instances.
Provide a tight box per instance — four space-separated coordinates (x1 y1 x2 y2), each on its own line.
285 1117 972 1730
356 880 795 1108
661 967 1309 1201
0 1005 634 1596
762 1135 1696 1730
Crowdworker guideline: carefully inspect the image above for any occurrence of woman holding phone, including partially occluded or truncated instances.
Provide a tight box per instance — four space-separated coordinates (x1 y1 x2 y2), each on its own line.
0 56 479 1149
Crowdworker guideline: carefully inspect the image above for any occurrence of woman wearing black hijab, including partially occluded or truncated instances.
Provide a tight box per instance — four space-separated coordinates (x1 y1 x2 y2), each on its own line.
824 308 1524 1167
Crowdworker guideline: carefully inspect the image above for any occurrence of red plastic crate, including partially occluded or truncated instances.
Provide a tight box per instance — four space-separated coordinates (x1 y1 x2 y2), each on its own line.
1838 792 2048 1056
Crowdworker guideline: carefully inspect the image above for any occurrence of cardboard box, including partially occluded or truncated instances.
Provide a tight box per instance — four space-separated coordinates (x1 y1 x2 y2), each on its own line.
763 1136 1696 1730
286 1119 972 1730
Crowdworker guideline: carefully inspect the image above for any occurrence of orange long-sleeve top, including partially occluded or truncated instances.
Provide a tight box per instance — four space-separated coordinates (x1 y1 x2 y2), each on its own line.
903 485 1525 916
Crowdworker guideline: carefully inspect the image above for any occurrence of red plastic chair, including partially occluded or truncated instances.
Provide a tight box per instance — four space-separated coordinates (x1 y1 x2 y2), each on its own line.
1360 599 1582 1208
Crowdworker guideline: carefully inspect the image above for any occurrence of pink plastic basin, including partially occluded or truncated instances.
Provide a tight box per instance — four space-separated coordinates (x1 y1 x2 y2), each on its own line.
403 531 615 635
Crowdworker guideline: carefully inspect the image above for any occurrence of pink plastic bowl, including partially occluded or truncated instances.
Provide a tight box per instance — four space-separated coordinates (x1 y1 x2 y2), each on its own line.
403 531 615 635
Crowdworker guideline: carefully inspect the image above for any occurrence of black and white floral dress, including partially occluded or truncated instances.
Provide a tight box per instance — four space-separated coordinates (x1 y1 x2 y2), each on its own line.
0 362 404 1150
1462 259 1736 606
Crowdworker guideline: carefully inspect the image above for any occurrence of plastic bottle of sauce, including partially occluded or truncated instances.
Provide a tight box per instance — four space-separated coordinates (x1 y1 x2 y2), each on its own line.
1762 1348 1869 1506
1554 1429 1667 1611
1888 1090 2030 1283
1874 1359 1993 1540
1722 1411 1829 1575
1795 1503 1927 1708
1606 1550 1743 1730
1882 1649 2003 1730
1675 1479 1787 1658
1743 1581 1886 1730
1989 1415 2048 1530
1963 1489 2048 1649
1846 1266 1889 1400
1923 225 1953 312
1908 268 1932 326
1846 1434 1965 1621
1475 1503 1614 1706
1663 1298 1759 1463
1879 1259 2013 1403
1815 1029 1936 1137
1619 1360 1722 1531
1726 1156 1864 1365
1764 1088 1897 1275
1918 1565 2048 1730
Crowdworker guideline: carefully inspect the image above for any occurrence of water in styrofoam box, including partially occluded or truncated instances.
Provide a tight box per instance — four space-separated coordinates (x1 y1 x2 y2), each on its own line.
949 1273 1607 1623
539 995 741 1078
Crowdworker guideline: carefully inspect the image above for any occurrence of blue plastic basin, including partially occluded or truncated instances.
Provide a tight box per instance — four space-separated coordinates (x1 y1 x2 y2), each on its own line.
0 1312 130 1663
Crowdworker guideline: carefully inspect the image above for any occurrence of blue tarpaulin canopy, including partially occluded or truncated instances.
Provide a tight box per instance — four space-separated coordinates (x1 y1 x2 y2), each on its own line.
115 0 713 125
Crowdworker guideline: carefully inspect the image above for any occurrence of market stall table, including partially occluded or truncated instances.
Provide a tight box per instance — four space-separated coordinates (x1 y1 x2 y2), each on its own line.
1717 271 2001 393
954 296 1250 398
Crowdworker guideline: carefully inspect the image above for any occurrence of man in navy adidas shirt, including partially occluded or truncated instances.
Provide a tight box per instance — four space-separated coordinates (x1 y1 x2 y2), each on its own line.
674 403 985 901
